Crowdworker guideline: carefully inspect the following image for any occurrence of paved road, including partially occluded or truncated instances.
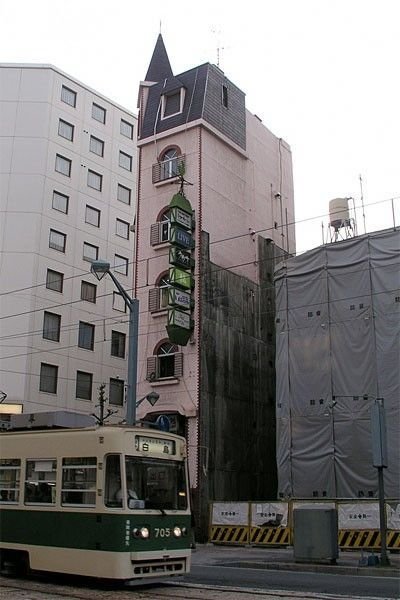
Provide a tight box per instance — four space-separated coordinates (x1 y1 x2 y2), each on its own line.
1 545 399 599
0 579 396 600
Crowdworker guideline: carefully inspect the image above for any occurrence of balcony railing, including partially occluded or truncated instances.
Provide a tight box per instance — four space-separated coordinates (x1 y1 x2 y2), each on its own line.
152 155 185 184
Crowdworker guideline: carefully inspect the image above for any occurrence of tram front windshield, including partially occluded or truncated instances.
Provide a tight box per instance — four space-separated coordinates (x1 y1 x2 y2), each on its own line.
105 454 188 510
126 457 187 510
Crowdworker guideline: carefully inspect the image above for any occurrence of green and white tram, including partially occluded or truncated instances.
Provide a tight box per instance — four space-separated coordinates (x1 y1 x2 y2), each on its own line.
0 419 192 580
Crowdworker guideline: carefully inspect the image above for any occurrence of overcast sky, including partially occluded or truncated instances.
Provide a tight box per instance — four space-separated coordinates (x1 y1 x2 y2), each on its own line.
1 0 399 253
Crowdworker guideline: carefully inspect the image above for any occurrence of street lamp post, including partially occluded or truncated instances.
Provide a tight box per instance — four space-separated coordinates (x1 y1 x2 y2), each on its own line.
91 259 139 426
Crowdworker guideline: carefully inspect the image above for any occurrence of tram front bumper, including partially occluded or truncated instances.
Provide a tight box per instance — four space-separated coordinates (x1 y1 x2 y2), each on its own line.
130 548 191 577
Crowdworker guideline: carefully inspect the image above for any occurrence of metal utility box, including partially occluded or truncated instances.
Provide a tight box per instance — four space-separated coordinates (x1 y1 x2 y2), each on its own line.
293 508 338 563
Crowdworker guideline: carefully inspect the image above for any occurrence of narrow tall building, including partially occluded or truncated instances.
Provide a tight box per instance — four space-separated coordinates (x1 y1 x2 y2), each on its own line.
135 36 295 537
0 64 137 419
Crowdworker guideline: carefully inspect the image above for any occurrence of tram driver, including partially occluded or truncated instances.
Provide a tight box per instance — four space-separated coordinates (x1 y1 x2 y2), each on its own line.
115 486 138 502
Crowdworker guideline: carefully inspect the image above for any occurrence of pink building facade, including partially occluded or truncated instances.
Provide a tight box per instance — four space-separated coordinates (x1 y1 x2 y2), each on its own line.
134 36 295 536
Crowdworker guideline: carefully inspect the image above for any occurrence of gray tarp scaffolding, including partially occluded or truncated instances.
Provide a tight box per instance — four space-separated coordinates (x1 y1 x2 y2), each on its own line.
275 228 399 498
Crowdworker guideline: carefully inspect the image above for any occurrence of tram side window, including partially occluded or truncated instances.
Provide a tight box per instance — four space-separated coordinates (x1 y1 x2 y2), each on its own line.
0 459 21 503
24 459 56 504
61 457 97 506
104 454 122 508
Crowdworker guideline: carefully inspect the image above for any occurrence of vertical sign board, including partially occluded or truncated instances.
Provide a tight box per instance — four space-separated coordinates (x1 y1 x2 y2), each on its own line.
166 191 195 347
371 400 388 468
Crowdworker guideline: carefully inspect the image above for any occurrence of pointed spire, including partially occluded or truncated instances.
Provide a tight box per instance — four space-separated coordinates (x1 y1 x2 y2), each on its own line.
145 34 173 82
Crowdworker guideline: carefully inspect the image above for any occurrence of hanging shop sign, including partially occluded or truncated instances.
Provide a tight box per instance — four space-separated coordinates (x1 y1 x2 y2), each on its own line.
168 307 191 330
170 206 192 230
169 266 194 291
169 225 193 249
169 246 193 269
168 287 191 310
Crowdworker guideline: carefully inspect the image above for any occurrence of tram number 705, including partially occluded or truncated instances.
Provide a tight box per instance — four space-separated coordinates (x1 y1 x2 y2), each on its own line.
154 527 171 537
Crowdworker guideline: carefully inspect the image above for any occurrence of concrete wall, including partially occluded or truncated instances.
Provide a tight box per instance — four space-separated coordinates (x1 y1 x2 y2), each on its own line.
195 234 283 539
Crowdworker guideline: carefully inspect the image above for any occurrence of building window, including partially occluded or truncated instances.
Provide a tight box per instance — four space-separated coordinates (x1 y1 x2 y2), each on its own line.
149 272 170 312
89 135 104 157
161 88 185 119
113 292 126 312
81 281 96 303
117 183 131 205
78 321 95 350
111 330 126 358
150 208 170 245
46 269 64 293
83 242 98 262
116 218 129 239
92 102 106 124
58 119 74 141
119 151 132 171
222 84 228 108
87 169 102 191
43 311 61 342
52 190 69 214
49 229 66 253
114 254 128 276
152 148 184 183
146 342 183 380
76 371 92 400
61 85 76 107
85 205 101 227
109 378 124 406
39 363 58 394
55 154 71 177
120 119 133 139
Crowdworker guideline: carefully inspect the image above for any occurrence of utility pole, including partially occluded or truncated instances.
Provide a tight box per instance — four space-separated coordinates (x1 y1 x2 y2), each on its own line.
371 398 390 566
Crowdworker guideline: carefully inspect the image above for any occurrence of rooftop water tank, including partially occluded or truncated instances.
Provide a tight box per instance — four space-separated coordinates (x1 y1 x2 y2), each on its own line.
329 198 349 230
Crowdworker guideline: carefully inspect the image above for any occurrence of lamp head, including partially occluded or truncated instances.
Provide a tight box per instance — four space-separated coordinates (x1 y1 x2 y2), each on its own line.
146 391 160 406
91 259 110 281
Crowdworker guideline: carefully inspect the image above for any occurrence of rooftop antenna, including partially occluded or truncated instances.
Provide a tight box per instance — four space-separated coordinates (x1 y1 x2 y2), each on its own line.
211 26 224 68
359 174 367 234
159 20 162 34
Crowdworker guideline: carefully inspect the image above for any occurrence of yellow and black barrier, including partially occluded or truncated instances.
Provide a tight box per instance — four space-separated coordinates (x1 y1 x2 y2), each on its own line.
339 529 400 550
250 526 291 546
210 525 249 544
209 500 400 550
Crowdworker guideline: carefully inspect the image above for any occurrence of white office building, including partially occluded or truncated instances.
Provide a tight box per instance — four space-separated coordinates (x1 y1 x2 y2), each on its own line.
0 64 137 419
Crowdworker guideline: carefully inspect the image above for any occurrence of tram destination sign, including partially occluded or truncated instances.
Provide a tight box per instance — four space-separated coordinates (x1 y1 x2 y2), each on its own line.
135 435 176 455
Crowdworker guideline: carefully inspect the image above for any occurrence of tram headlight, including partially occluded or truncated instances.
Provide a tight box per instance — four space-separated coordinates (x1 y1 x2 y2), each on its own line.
173 526 182 538
181 527 188 536
133 527 150 539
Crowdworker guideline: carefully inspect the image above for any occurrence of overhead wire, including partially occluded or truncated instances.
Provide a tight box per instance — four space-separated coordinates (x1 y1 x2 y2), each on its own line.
0 193 398 303
0 257 398 345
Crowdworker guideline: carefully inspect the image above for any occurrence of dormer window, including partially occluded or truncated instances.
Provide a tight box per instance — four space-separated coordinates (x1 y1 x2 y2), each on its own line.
222 84 228 108
161 88 185 119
